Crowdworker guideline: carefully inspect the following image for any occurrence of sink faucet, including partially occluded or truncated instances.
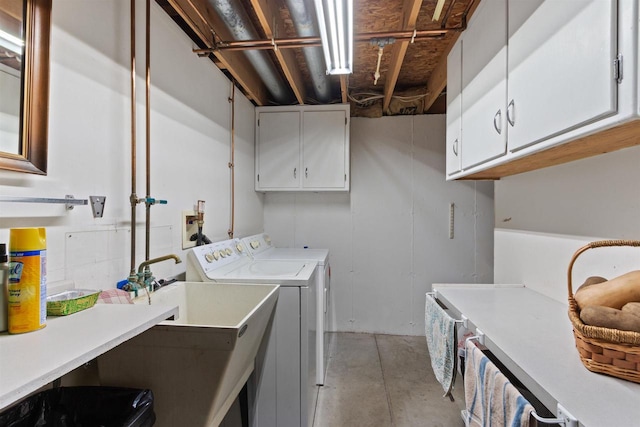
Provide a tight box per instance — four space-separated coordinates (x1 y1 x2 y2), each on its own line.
137 254 182 277
133 254 182 304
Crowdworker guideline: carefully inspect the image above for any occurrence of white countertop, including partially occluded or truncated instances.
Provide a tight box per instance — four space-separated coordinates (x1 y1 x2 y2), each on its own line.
0 303 178 410
433 284 640 427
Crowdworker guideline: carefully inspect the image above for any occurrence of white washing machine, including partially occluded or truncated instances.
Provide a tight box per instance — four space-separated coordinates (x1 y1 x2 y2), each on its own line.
186 239 318 427
241 233 330 386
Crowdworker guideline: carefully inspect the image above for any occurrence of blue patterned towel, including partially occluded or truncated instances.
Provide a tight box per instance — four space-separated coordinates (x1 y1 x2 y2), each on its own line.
464 340 534 427
425 294 457 398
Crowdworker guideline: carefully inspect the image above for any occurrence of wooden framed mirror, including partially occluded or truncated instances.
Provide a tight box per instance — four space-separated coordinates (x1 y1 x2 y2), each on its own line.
0 0 51 175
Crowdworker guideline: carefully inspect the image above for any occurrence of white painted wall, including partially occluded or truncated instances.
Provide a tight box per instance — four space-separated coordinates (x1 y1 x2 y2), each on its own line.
0 0 262 290
494 145 640 303
264 115 494 336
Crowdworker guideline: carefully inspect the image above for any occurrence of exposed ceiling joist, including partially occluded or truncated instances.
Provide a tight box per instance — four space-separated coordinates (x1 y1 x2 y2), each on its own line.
382 0 423 114
423 0 479 111
166 0 270 105
340 75 348 103
250 0 307 105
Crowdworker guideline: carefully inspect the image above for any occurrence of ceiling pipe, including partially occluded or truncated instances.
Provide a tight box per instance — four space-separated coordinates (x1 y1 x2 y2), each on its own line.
284 0 332 102
193 29 452 53
209 0 291 103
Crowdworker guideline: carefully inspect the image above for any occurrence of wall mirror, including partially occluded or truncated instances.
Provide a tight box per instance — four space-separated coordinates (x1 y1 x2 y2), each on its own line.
0 0 50 175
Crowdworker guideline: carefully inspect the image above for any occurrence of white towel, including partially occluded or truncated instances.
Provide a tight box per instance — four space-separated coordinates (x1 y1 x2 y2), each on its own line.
425 294 457 398
464 340 534 427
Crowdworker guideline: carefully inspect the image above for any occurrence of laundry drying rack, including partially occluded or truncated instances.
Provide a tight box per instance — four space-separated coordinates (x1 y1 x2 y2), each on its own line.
426 291 579 427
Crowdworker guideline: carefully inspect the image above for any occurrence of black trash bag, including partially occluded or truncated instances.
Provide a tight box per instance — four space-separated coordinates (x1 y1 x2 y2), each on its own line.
0 386 156 427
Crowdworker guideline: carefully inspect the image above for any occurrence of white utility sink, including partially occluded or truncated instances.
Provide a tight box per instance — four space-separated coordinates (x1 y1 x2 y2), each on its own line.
98 281 279 427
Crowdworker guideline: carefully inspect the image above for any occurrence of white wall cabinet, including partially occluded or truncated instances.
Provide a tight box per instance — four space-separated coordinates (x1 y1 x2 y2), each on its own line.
447 0 636 180
446 37 462 176
507 0 617 152
256 104 350 191
460 0 507 170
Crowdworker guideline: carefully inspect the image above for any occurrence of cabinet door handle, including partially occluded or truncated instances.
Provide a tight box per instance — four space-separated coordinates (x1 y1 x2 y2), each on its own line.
507 99 515 127
452 138 459 156
294 167 297 178
305 167 308 178
493 109 502 135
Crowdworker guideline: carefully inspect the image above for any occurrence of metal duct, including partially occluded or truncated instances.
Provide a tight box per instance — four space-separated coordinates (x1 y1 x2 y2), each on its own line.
209 0 291 103
284 0 332 102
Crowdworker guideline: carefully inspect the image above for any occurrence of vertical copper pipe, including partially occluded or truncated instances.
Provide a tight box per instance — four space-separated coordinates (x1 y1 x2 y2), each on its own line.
144 0 151 262
129 0 137 277
227 82 235 238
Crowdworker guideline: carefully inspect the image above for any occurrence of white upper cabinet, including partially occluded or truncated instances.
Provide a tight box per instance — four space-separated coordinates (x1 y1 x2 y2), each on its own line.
302 110 349 189
507 0 617 151
256 111 301 189
460 0 508 169
256 105 350 192
446 37 463 176
446 0 639 180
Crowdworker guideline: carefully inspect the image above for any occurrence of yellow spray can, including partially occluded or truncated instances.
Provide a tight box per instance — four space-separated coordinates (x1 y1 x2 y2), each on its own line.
8 228 47 334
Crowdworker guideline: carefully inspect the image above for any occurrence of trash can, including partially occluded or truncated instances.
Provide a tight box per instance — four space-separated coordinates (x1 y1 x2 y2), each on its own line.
0 386 155 427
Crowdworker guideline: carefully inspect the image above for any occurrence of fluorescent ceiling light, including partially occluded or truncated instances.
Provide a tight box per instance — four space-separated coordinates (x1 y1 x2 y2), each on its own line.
0 29 23 55
314 0 353 75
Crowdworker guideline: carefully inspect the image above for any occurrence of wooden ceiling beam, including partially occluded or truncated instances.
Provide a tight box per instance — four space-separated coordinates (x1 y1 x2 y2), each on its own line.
166 0 270 105
340 75 348 103
423 0 480 111
382 0 423 114
250 0 306 105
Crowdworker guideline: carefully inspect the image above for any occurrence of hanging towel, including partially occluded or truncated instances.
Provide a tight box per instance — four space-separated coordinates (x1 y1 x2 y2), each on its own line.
464 340 534 427
424 293 457 398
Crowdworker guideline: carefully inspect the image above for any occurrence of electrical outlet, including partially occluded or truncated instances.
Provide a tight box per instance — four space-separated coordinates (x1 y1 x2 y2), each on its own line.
182 210 198 249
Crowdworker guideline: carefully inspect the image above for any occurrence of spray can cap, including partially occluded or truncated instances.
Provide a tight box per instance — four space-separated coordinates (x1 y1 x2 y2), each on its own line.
0 243 7 263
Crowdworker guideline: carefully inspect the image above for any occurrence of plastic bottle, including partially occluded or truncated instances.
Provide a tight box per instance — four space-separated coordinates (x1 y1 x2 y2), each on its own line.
0 243 8 333
8 228 47 334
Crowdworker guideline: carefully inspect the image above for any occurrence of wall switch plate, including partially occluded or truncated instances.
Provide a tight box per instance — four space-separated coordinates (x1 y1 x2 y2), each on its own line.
182 210 198 249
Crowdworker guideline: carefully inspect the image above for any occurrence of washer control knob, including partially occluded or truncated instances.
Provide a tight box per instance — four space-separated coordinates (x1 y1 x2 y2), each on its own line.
264 235 271 244
212 250 221 260
219 250 226 258
250 241 260 249
236 243 244 252
205 253 215 263
225 248 233 256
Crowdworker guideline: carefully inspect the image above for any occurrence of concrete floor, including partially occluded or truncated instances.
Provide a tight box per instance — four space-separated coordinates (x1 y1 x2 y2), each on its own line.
313 333 465 427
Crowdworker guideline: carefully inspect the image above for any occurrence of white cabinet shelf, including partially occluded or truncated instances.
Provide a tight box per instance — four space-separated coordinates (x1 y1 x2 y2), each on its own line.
255 104 350 192
447 0 639 180
0 303 178 411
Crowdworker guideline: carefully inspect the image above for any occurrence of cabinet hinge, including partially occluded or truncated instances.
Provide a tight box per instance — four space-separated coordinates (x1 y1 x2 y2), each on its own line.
344 174 347 182
614 54 623 84
258 119 260 126
257 174 260 182
345 117 347 126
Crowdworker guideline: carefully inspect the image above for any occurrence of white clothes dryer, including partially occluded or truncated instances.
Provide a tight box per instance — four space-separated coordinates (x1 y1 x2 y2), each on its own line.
186 239 318 427
241 233 330 386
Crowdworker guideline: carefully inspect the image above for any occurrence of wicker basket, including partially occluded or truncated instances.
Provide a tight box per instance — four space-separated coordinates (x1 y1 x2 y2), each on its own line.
568 240 640 383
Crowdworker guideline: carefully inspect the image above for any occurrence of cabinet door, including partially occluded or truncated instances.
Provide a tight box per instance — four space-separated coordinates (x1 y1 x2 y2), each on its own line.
302 110 348 189
507 0 617 151
461 0 507 169
446 37 462 176
256 111 301 189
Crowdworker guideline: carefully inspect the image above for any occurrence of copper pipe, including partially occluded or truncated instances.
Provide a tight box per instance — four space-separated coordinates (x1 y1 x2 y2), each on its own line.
194 29 452 54
227 81 235 239
129 0 137 278
145 0 151 263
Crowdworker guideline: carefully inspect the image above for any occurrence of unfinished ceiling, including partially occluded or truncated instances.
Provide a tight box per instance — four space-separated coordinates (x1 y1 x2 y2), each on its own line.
157 0 476 117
